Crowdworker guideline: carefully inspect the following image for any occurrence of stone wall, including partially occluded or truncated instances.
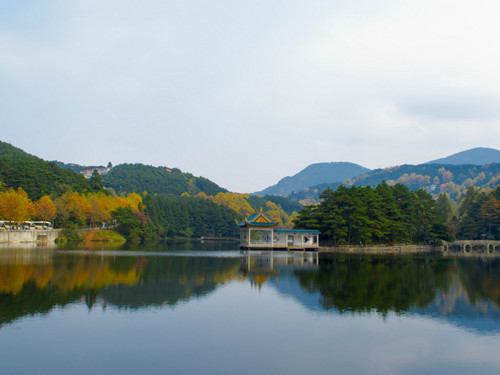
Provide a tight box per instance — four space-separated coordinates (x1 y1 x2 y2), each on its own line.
0 230 61 243
319 245 437 254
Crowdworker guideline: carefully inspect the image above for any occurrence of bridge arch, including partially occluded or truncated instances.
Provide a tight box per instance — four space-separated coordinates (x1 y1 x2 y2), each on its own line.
442 240 500 255
487 243 495 254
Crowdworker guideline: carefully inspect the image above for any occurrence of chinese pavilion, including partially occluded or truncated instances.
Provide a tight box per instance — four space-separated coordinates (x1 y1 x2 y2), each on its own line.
236 211 320 250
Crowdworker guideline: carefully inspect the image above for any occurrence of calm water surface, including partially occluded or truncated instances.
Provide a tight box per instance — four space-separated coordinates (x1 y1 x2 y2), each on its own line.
1 241 500 374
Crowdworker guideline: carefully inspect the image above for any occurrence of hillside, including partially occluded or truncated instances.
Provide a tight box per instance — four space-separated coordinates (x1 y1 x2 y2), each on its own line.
0 141 98 200
254 162 370 196
288 163 500 204
426 147 500 165
101 163 227 197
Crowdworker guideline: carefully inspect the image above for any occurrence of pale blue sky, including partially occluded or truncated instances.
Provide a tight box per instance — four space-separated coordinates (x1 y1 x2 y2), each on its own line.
1 0 499 192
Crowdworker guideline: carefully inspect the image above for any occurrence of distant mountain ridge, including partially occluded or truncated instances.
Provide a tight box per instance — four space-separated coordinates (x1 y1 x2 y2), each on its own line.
426 147 500 165
255 147 500 204
254 162 370 196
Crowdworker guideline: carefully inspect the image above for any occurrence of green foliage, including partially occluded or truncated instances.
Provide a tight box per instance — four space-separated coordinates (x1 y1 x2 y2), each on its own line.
295 255 453 314
294 183 450 245
247 195 303 216
89 169 103 191
102 164 226 196
0 141 99 200
143 194 240 239
455 186 500 240
111 206 144 243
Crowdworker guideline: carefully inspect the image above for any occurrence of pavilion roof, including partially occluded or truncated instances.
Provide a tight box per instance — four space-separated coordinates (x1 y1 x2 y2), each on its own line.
236 211 279 228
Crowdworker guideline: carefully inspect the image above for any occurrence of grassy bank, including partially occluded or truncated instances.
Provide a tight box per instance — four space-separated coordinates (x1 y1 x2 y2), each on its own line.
83 230 126 245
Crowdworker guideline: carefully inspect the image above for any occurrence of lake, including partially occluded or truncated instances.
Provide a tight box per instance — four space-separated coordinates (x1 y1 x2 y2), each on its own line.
1 241 500 374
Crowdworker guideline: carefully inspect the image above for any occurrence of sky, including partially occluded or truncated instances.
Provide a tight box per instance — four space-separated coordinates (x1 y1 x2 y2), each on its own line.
1 0 500 193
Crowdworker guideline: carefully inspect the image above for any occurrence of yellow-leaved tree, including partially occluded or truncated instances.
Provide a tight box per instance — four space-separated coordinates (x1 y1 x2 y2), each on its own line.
34 195 57 222
0 188 34 222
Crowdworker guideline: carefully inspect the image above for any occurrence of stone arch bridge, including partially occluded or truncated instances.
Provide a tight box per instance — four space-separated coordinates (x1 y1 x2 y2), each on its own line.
442 240 500 255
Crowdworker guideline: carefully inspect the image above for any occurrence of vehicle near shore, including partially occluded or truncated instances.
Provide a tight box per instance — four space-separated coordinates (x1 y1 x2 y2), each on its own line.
21 221 53 230
0 221 13 230
0 221 54 230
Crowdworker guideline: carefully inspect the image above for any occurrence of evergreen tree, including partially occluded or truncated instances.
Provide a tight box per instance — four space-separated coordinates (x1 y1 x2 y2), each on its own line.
293 183 449 245
89 169 103 192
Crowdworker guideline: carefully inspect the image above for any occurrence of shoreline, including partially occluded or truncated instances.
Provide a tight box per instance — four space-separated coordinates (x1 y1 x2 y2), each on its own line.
318 244 439 254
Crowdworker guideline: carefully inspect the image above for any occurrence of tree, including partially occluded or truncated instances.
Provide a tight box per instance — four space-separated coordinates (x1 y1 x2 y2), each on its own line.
34 195 57 222
456 187 486 239
436 193 453 223
0 187 34 222
89 169 103 192
293 183 449 245
111 206 143 242
54 191 92 227
480 194 500 239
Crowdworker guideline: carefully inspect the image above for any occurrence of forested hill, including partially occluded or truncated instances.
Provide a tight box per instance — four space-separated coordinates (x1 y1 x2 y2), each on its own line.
101 163 227 197
288 163 500 204
255 162 370 196
0 141 99 200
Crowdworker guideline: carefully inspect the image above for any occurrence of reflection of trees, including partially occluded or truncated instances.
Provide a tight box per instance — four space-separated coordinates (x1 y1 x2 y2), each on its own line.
101 257 241 308
0 255 241 327
295 255 454 315
456 258 500 307
0 255 144 327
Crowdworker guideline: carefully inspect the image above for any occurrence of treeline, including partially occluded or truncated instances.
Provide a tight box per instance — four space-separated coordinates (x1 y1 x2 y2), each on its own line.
0 187 142 229
439 186 500 240
293 183 449 245
186 191 299 229
141 192 302 239
143 194 240 239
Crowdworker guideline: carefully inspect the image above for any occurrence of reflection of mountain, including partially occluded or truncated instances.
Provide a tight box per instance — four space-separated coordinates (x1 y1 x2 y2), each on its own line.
269 268 323 312
411 280 500 335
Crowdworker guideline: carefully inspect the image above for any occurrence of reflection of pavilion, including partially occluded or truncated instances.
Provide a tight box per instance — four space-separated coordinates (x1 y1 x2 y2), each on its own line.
239 252 319 290
237 211 320 250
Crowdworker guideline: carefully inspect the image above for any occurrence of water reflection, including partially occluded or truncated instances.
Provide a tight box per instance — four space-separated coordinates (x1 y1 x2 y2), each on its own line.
1 247 500 333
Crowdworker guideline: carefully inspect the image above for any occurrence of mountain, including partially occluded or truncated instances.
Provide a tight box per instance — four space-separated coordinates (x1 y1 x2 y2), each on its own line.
288 163 500 204
254 162 371 196
0 141 98 200
426 147 500 165
101 163 227 197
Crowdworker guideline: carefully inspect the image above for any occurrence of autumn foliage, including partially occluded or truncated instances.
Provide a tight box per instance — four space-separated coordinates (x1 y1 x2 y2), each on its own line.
0 187 143 229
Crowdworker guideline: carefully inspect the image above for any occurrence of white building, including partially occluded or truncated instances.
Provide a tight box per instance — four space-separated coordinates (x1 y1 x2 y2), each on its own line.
237 211 320 251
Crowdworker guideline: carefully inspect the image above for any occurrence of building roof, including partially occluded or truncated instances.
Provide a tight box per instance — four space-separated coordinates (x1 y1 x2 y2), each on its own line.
236 211 279 228
275 229 321 234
